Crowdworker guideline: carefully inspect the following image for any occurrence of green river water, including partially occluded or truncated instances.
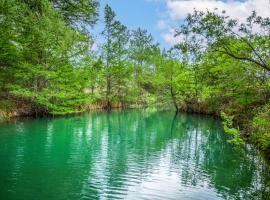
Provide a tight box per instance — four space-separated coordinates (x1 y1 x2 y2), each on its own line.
0 109 269 200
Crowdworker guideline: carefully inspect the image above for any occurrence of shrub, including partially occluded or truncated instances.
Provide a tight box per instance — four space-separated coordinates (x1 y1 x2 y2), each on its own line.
252 104 270 152
221 112 244 146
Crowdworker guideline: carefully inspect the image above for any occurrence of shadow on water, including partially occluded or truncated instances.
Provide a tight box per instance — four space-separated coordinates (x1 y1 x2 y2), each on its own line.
0 109 269 200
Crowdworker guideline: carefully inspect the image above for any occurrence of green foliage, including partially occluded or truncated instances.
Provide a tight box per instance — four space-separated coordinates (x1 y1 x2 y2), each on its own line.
221 112 244 146
0 100 14 111
0 0 98 115
171 9 270 153
52 0 99 27
252 104 270 152
100 5 131 109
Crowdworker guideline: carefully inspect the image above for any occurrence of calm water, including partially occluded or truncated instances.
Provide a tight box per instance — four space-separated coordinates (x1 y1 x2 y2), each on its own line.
0 109 269 200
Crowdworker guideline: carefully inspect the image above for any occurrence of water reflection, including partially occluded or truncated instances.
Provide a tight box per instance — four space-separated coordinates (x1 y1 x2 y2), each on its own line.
0 110 269 200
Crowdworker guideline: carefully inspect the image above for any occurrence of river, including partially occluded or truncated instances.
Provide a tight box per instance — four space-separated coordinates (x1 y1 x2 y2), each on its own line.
0 109 269 199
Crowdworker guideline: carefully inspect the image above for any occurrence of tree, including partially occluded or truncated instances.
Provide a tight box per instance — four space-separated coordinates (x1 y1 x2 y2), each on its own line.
175 10 270 72
129 28 157 102
0 0 98 115
154 50 181 111
101 5 130 109
52 0 99 27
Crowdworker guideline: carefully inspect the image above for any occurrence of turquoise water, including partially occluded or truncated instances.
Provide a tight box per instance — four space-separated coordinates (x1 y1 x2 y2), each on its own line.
0 109 269 200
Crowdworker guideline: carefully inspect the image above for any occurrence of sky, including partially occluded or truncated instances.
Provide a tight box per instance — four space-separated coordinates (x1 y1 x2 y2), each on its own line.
92 0 270 49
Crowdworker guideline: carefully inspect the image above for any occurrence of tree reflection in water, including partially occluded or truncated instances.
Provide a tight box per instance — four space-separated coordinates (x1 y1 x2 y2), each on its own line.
0 109 269 200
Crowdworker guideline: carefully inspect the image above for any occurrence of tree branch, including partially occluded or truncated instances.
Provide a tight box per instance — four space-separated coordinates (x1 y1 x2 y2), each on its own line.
216 47 270 72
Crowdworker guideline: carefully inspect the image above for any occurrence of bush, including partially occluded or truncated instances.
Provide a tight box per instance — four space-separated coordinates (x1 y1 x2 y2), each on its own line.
221 112 244 146
252 104 270 152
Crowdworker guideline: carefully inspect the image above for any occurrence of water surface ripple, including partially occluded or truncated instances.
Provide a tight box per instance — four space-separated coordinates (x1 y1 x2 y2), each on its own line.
0 110 269 200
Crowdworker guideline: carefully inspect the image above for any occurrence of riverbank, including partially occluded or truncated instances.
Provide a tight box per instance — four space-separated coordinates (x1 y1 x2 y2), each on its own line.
177 101 270 161
0 102 34 121
0 100 149 121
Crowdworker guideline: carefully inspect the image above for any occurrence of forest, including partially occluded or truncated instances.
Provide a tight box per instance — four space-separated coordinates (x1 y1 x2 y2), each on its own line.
0 0 270 158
